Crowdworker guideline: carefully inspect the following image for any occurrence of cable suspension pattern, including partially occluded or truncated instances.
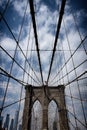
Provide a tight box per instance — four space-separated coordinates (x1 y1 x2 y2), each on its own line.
49 35 87 85
0 0 87 129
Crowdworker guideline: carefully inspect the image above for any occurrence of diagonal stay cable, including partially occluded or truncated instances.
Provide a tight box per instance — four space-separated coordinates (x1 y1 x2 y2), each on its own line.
0 0 10 21
29 0 43 85
0 46 40 85
67 109 87 128
47 0 66 84
0 67 41 86
0 2 40 115
49 35 87 84
50 59 87 86
0 12 41 84
0 7 41 84
51 70 87 86
0 66 40 86
64 17 86 126
0 67 27 86
65 70 87 86
65 94 87 102
71 9 87 55
0 97 26 110
16 0 42 85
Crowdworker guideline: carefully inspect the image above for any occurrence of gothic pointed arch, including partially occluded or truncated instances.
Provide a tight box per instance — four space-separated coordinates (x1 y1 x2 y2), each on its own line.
48 99 59 130
31 100 42 130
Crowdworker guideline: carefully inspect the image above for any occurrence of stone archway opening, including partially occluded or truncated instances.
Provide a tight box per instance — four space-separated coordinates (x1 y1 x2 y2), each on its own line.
31 100 42 130
22 85 69 130
48 100 59 130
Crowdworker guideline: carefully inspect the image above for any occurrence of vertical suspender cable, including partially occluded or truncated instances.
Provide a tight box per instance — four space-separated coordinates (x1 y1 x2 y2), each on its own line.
63 18 87 128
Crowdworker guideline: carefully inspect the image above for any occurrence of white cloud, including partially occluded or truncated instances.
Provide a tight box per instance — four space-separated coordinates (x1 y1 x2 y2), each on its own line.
12 0 28 17
0 0 87 128
0 37 16 57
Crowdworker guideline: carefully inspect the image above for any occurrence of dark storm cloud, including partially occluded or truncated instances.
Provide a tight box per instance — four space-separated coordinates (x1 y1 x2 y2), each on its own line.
70 0 87 11
69 0 87 33
0 0 28 40
40 0 58 12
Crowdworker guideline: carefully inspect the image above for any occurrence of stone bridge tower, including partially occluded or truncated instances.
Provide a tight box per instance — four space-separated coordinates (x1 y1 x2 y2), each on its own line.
22 85 69 130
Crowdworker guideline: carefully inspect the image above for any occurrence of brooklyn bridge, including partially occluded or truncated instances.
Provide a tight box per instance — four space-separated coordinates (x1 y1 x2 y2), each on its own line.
0 0 87 130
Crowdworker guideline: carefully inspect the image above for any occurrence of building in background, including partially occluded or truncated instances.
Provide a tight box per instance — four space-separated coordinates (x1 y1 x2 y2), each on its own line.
9 118 14 130
0 116 3 129
75 127 80 130
13 111 19 130
3 114 10 130
18 124 22 130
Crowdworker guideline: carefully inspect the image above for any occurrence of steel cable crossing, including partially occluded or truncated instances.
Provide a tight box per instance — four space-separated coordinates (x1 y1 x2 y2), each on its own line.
0 13 41 85
0 0 10 21
0 3 41 85
0 0 87 129
0 0 41 116
50 11 87 128
49 35 87 85
46 1 87 129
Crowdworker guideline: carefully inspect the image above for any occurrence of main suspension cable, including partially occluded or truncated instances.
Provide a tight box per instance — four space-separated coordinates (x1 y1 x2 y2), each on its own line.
29 0 44 85
47 0 66 84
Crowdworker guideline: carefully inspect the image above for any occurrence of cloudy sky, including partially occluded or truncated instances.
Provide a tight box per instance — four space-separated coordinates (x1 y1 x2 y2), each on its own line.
0 0 87 129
